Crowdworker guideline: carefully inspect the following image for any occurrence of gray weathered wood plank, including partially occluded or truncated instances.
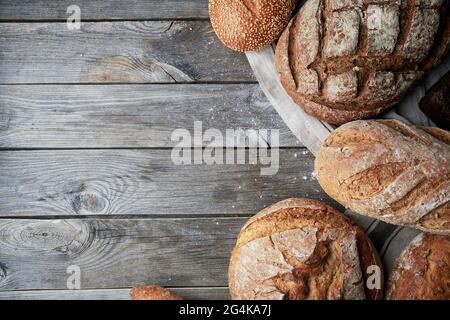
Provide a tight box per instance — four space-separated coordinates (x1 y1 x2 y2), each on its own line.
0 84 301 148
0 0 209 21
0 287 229 300
0 149 329 217
0 218 243 290
0 21 254 83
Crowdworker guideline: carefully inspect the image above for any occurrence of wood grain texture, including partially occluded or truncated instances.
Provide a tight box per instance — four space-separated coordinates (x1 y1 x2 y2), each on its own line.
0 288 229 300
0 149 328 217
0 84 300 148
0 218 243 290
0 0 209 21
0 21 254 84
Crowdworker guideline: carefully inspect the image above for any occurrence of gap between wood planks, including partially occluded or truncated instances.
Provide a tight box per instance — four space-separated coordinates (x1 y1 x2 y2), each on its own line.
0 287 230 300
0 81 259 85
0 18 211 23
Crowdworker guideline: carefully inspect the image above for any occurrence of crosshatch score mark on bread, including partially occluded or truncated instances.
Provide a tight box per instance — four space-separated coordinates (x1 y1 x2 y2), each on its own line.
275 0 450 124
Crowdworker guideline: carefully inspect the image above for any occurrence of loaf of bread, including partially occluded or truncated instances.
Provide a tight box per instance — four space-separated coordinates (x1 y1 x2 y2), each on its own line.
228 198 383 300
130 285 183 300
420 71 450 130
386 233 450 300
315 120 450 235
209 0 297 52
275 0 450 124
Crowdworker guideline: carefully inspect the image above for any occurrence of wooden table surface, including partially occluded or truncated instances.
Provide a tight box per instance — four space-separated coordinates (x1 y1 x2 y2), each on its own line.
0 0 337 300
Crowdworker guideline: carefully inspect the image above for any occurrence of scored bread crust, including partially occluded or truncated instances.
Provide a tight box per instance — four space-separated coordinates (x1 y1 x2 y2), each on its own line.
275 0 450 124
386 233 450 300
315 120 450 235
228 198 383 300
209 0 297 52
130 285 183 300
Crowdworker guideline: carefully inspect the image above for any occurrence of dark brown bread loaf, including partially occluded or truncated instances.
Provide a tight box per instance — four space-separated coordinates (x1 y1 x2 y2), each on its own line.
386 233 450 300
275 0 450 124
209 0 297 52
130 285 183 300
420 71 450 130
228 198 383 300
315 120 450 235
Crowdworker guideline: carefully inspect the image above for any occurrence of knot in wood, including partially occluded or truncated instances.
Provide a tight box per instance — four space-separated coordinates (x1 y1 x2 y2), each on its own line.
0 108 12 131
0 263 8 282
16 221 90 256
70 185 108 214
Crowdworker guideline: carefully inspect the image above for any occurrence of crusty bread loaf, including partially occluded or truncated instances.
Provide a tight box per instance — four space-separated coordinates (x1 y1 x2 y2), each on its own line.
209 0 297 52
315 120 450 235
130 285 183 300
386 233 450 300
228 198 383 300
275 0 450 124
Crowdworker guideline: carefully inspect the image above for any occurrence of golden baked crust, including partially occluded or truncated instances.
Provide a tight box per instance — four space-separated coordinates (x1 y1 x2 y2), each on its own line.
130 285 183 300
315 120 450 235
209 0 297 52
228 198 383 300
275 0 450 124
386 233 450 300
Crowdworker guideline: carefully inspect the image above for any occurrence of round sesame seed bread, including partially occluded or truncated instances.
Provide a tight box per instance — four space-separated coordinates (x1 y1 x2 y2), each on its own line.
275 0 450 124
130 285 183 300
386 233 450 300
209 0 297 52
228 198 383 300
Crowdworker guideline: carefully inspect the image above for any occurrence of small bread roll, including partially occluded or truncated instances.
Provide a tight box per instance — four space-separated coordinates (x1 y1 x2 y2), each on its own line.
228 198 383 300
209 0 297 52
130 285 183 300
387 233 450 300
